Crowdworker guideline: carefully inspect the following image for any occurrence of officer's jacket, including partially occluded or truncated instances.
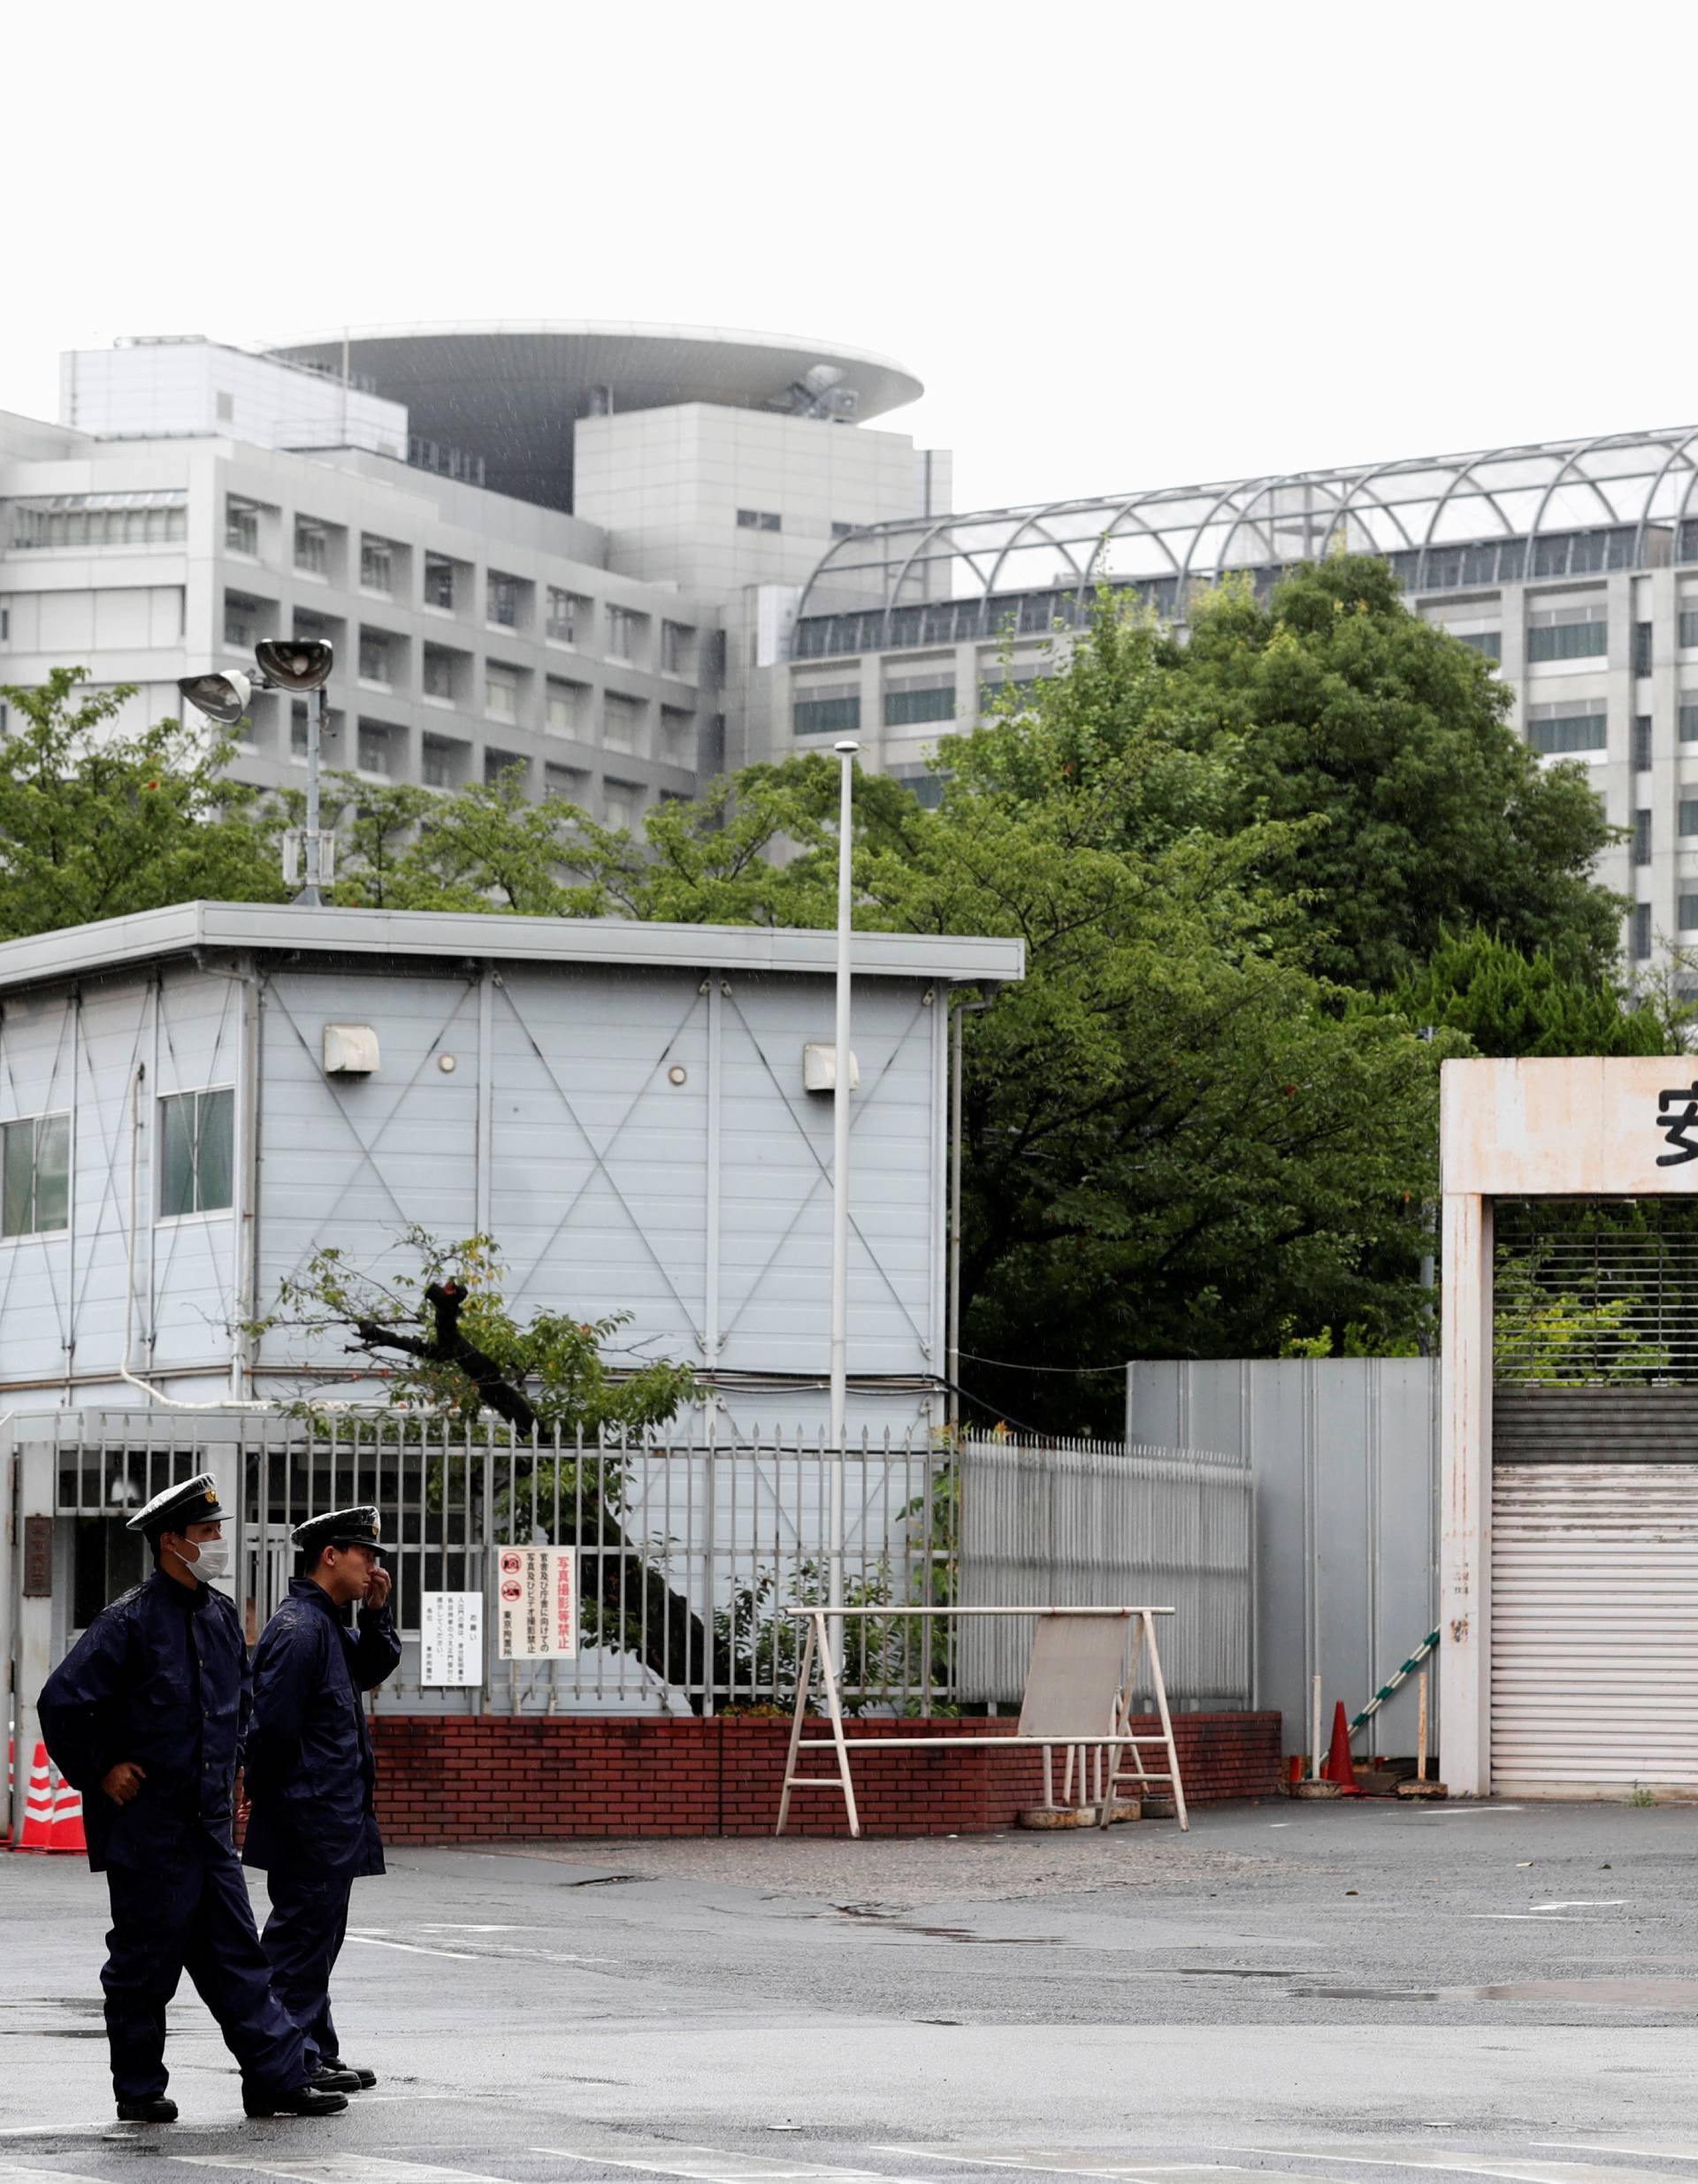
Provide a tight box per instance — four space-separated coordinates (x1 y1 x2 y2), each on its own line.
241 1577 402 1876
38 1569 249 1874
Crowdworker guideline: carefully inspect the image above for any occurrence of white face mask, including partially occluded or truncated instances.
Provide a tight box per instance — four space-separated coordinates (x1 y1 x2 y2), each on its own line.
183 1536 231 1582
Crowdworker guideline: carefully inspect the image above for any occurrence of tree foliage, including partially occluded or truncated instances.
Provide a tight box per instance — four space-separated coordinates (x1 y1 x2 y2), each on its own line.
1164 558 1623 988
1383 928 1670 1058
0 668 286 938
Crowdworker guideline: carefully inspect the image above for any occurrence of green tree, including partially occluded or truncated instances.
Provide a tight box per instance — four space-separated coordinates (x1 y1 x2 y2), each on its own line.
1166 558 1623 988
1383 928 1670 1057
0 668 286 937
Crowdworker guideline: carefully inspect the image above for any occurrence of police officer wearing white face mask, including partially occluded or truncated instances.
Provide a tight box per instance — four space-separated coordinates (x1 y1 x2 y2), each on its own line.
37 1474 348 2125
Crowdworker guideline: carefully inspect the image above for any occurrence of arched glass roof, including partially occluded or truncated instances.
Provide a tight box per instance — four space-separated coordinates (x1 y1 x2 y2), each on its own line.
792 427 1698 660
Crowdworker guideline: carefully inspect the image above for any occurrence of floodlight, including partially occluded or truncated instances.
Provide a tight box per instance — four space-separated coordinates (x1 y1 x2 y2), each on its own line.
255 638 333 691
177 669 253 726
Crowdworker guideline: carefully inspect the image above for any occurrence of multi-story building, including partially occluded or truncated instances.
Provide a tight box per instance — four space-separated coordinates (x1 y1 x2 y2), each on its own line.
0 325 943 826
752 432 1698 965
5 332 1695 966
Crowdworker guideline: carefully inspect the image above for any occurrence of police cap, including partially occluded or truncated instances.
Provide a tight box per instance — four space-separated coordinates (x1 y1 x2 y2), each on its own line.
291 1505 386 1560
126 1471 228 1536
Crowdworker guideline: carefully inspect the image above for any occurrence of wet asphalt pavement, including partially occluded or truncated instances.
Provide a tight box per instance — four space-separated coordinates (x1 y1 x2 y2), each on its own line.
3 1801 1698 2183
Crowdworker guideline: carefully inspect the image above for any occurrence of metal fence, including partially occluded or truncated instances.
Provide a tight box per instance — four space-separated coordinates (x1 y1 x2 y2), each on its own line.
1494 1199 1698 1384
49 1414 1250 1717
957 1438 1252 1710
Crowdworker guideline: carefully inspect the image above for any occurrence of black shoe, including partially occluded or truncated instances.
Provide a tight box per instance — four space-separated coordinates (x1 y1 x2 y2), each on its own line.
241 2083 348 2119
310 2066 365 2095
321 2057 377 2089
116 2096 178 2124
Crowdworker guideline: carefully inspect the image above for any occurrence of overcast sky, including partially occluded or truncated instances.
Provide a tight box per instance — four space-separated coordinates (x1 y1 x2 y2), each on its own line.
7 1 1694 514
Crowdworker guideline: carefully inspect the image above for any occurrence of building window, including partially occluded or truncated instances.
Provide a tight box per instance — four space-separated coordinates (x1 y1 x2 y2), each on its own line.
606 605 644 661
1680 701 1698 743
1633 904 1653 962
11 491 187 549
1633 809 1653 867
423 647 455 700
294 519 329 577
891 765 948 810
794 685 860 737
661 705 695 748
226 497 259 555
1635 715 1653 770
2 1112 70 1239
1635 622 1654 676
484 748 525 787
159 1088 234 1219
603 693 642 752
1681 895 1698 931
424 554 455 610
486 664 518 719
546 679 582 736
546 588 586 644
361 536 394 592
487 573 523 629
1452 629 1501 661
660 621 692 676
544 762 589 802
884 674 956 728
358 630 390 683
422 736 459 789
603 780 639 829
1526 607 1607 663
357 724 394 775
224 593 261 649
979 676 1041 713
736 508 782 532
1680 609 1698 650
1526 700 1607 755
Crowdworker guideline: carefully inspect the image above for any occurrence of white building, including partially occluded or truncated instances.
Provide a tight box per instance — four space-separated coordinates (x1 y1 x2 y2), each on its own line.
753 434 1698 966
0 325 945 826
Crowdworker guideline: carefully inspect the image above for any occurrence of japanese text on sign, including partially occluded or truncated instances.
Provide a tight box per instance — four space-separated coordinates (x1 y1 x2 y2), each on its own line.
420 1591 484 1687
496 1547 578 1660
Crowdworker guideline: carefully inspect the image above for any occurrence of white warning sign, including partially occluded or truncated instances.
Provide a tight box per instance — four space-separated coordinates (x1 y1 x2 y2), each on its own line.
495 1546 578 1660
420 1591 484 1687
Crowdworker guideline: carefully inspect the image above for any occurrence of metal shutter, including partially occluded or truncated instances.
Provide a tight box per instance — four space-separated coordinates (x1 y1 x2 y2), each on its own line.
1492 1462 1698 1791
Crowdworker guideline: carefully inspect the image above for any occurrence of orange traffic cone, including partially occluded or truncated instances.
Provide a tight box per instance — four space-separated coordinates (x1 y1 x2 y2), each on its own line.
1319 1701 1362 1796
16 1743 84 1853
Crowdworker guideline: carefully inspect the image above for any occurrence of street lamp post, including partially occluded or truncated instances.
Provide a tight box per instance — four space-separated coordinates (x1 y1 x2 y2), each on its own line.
179 639 334 907
829 738 858 1661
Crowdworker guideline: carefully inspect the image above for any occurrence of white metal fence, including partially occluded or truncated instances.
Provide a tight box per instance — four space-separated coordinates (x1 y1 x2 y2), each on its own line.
50 1415 1249 1716
958 1439 1252 1709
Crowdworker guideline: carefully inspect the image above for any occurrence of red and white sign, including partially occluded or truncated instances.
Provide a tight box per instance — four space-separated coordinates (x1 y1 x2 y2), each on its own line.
495 1546 577 1661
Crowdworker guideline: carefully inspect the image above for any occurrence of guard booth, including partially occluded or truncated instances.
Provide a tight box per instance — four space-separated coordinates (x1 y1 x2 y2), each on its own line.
1442 1057 1698 1796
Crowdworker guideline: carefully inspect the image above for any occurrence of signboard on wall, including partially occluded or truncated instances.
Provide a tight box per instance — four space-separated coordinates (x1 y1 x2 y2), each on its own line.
495 1547 578 1660
420 1592 484 1687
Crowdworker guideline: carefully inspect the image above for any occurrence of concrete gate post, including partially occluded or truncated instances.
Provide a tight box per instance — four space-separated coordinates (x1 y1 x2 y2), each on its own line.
1439 1190 1491 1797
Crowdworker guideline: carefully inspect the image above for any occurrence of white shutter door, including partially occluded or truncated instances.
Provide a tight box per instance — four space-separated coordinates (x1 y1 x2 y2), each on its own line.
1492 1464 1698 1791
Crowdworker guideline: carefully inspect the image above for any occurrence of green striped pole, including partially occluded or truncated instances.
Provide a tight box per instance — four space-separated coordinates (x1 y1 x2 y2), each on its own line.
1349 1628 1441 1738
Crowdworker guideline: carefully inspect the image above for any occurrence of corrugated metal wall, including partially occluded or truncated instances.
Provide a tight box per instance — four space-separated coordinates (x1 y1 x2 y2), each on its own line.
1127 1359 1439 1759
957 1439 1252 1711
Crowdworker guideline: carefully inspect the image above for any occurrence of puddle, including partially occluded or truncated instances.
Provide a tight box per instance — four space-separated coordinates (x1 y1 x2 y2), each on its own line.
1172 1967 1300 1980
833 1904 1066 1946
559 1874 641 1888
1298 1979 1698 2006
0 2027 106 2039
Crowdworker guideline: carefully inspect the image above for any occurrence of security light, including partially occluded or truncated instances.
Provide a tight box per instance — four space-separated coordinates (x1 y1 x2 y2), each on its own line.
176 668 253 726
255 637 333 691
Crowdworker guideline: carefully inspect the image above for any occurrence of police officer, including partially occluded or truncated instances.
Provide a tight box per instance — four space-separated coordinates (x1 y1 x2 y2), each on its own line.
244 1507 402 2095
36 1474 348 2124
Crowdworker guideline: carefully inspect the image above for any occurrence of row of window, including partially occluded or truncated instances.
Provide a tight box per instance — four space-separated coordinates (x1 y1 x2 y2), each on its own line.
2 1088 230 1241
792 672 1047 737
12 493 188 550
226 503 693 668
1516 699 1698 758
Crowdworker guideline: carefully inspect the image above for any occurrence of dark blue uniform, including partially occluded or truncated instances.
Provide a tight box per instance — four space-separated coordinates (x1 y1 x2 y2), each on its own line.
243 1578 402 2065
37 1570 310 2106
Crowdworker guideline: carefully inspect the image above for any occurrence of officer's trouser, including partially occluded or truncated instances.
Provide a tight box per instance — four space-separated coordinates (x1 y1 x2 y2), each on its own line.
262 1868 355 2065
102 1837 308 2103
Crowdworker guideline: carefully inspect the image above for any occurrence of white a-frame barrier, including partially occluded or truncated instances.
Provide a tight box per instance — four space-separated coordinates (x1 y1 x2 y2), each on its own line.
775 1605 1189 1835
1440 1056 1698 1795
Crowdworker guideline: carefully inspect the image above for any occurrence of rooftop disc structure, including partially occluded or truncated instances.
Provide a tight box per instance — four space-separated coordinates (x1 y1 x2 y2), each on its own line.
270 321 923 514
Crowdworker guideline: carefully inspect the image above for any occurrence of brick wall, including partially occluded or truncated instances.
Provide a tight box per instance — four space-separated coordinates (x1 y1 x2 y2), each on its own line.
371 1711 1282 1843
